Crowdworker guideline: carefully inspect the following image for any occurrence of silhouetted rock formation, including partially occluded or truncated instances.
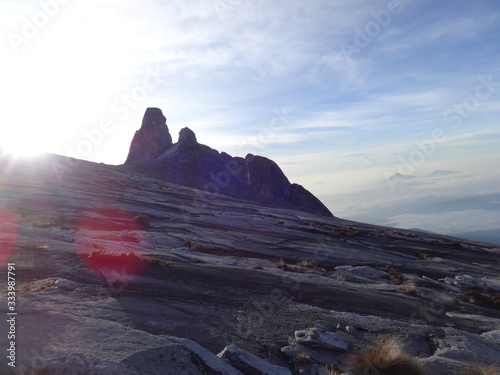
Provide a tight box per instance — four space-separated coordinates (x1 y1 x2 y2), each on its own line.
124 108 333 217
125 108 173 164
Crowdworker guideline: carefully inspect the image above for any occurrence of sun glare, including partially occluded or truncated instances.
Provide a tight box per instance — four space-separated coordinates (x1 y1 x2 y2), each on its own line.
0 137 47 159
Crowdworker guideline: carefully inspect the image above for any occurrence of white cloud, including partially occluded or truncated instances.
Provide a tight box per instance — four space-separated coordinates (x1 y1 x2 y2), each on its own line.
1 0 499 229
384 210 500 234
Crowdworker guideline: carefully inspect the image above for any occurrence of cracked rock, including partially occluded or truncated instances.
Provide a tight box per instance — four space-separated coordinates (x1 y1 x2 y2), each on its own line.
294 324 348 352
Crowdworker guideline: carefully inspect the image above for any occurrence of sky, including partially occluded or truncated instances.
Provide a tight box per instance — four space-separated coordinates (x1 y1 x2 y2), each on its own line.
1 0 500 241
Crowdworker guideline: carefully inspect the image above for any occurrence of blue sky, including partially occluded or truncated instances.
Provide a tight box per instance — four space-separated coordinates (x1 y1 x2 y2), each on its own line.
1 0 500 236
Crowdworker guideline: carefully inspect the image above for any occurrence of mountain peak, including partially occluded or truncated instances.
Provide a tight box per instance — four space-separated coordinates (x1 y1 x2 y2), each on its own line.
122 108 333 217
427 170 457 177
125 108 173 164
178 127 197 144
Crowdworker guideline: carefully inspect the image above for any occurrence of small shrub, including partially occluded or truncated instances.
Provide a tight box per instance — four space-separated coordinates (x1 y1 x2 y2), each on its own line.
336 226 361 236
277 219 285 224
251 265 263 270
490 292 500 309
184 240 203 251
134 213 150 227
402 283 418 295
150 258 161 265
295 352 311 363
391 230 423 239
296 260 314 268
346 337 426 375
275 258 286 269
275 258 304 273
463 365 500 375
333 274 346 281
417 252 428 260
386 268 406 285
143 257 168 266
464 290 496 308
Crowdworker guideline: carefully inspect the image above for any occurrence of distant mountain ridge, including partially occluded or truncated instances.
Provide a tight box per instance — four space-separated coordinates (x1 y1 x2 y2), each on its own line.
123 107 333 217
388 170 458 182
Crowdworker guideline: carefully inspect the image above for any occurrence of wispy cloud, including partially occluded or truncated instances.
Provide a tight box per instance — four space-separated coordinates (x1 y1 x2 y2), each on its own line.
1 0 500 237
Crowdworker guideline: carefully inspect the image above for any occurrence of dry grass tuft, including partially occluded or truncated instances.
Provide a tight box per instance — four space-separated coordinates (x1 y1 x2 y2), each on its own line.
463 365 500 375
275 258 287 269
184 240 203 251
386 268 406 285
275 258 305 273
417 251 428 260
464 290 498 309
335 226 362 236
294 352 311 363
402 283 418 295
296 260 314 268
333 274 346 281
143 257 173 267
324 364 342 375
346 337 426 375
134 213 150 227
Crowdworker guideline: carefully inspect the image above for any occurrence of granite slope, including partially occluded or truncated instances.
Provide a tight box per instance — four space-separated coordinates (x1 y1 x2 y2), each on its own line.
0 153 499 374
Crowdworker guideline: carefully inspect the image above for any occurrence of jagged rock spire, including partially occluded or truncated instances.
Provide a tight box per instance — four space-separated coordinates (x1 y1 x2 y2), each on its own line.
125 108 173 164
123 108 333 217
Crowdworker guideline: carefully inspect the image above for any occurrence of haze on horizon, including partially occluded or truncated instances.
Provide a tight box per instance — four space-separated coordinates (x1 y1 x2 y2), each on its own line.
1 0 500 243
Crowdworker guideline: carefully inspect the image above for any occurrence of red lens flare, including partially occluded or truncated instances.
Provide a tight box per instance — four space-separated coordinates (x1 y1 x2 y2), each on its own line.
0 208 18 265
76 205 147 286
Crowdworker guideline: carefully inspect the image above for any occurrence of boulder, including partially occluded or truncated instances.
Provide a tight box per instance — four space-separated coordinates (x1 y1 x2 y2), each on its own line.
294 324 349 352
3 309 244 375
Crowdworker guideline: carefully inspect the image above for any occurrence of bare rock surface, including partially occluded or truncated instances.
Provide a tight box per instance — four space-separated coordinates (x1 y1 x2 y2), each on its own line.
218 345 292 375
0 153 499 374
294 325 348 351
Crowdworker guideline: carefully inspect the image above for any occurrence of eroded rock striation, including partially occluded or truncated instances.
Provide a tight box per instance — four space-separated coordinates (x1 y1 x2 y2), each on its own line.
124 107 333 217
1 153 499 374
